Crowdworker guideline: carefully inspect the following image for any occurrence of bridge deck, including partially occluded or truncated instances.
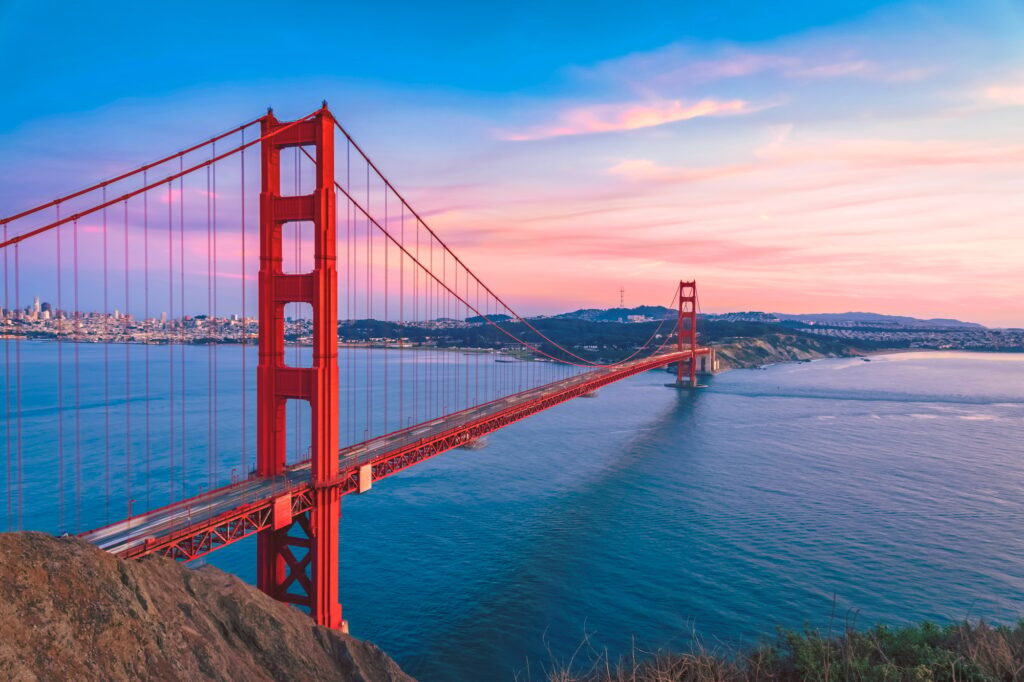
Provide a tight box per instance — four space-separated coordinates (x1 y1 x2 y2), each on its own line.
81 350 705 561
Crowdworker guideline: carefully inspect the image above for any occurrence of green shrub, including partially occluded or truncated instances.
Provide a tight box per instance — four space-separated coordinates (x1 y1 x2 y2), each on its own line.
552 620 1024 682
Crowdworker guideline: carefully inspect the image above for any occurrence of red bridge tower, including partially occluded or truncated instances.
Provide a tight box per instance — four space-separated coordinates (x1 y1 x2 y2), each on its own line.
672 280 699 388
256 105 343 629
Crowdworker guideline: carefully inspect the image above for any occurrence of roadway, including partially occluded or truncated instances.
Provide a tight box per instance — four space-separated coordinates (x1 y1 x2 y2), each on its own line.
81 351 692 557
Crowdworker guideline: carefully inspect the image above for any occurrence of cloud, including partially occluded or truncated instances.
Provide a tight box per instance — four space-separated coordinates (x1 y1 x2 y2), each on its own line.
503 98 755 141
689 54 877 82
787 60 872 79
759 137 1024 170
602 133 1024 190
678 52 797 82
573 40 902 92
606 158 755 184
983 82 1024 106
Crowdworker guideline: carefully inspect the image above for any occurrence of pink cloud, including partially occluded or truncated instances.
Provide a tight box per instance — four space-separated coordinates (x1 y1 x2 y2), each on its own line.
682 53 796 82
389 125 1024 326
575 41 903 91
787 60 872 79
983 83 1024 106
760 137 1024 170
684 54 876 82
503 98 755 141
606 158 756 184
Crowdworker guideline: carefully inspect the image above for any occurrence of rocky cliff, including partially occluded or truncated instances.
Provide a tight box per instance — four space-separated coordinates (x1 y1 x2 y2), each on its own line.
714 333 868 371
0 532 413 682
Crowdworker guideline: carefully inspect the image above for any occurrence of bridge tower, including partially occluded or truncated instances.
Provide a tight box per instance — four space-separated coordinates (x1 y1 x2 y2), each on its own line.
674 280 698 388
256 105 343 630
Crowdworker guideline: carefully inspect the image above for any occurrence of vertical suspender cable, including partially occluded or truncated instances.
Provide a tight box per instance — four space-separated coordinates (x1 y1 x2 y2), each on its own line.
14 241 22 528
212 145 219 482
168 180 175 501
413 220 419 423
206 164 213 488
123 200 131 521
240 131 247 478
144 174 151 510
441 250 446 414
179 161 186 492
73 217 81 531
102 191 110 525
384 191 388 433
366 163 371 439
57 210 64 531
346 141 353 447
3 224 9 531
399 206 404 429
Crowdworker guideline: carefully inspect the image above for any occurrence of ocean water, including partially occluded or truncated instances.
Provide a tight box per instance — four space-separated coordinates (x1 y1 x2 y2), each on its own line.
7 349 1024 680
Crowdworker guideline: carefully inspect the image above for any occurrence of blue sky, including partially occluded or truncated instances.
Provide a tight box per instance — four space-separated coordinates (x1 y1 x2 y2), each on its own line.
1 0 900 126
2 0 1023 325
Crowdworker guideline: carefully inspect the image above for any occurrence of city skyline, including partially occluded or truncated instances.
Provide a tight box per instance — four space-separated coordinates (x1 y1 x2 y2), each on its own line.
5 293 1021 330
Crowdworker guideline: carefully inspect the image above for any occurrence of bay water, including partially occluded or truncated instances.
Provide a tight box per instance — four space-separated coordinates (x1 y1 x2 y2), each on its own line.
6 347 1024 680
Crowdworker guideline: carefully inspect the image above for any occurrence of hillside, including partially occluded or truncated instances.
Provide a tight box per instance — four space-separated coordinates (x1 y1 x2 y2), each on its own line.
772 311 983 329
0 532 412 682
713 333 869 370
548 307 983 330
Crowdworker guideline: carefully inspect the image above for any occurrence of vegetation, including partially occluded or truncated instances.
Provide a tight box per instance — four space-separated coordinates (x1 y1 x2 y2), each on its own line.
547 621 1024 682
338 317 875 363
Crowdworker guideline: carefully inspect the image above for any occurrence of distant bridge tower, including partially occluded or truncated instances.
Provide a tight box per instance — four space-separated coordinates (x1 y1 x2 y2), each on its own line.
668 280 700 389
256 105 343 630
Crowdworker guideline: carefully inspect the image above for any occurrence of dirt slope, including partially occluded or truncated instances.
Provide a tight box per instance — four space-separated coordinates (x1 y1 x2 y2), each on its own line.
0 532 413 682
714 333 867 370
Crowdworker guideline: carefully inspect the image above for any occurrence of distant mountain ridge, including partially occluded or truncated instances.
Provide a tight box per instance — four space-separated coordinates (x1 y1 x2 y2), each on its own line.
548 307 984 329
770 312 984 329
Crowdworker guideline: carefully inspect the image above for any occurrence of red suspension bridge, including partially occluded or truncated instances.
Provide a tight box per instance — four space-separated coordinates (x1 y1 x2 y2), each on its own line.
0 105 712 631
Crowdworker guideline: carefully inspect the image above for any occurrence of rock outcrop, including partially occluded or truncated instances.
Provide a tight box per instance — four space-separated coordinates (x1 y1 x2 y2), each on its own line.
0 532 413 681
714 333 867 370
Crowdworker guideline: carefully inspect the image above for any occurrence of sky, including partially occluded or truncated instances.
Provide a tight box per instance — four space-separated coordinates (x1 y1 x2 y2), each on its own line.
1 0 1023 326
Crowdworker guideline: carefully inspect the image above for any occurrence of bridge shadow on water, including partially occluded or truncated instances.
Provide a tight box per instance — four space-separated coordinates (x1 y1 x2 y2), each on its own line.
403 381 712 680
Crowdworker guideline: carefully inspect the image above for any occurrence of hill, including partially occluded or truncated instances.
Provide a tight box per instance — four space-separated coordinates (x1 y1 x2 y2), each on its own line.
552 306 673 322
549 307 984 330
772 311 983 329
713 333 869 370
0 532 412 682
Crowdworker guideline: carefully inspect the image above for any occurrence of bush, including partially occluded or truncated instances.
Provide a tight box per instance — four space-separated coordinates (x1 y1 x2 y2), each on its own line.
548 620 1024 681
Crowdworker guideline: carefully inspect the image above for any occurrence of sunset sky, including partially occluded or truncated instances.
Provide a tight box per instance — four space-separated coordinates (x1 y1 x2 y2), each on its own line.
1 0 1022 326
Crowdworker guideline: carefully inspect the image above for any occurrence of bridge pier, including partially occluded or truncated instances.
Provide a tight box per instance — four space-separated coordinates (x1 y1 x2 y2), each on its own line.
665 348 716 389
665 379 707 389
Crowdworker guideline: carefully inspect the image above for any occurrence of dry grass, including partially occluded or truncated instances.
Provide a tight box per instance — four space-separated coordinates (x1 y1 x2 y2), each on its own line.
542 620 1024 682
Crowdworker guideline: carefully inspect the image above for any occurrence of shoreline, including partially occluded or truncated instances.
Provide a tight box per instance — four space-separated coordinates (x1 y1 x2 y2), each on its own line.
714 346 1024 376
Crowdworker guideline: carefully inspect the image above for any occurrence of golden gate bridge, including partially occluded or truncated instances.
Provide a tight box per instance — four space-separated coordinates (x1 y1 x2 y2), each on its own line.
0 104 710 631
